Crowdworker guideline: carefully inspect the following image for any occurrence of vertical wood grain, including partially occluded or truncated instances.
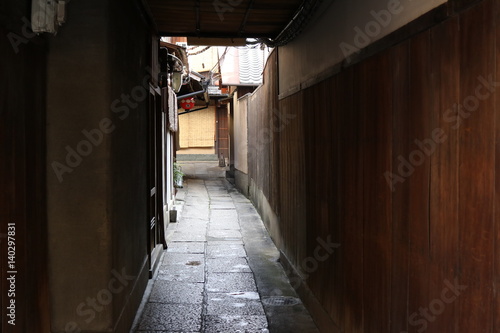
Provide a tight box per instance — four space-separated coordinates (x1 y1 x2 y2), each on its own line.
407 30 432 333
390 40 411 333
341 66 365 333
358 51 393 333
428 18 460 333
458 1 495 332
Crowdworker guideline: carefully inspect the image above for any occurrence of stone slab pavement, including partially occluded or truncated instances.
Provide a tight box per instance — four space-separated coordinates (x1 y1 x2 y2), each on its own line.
131 178 319 333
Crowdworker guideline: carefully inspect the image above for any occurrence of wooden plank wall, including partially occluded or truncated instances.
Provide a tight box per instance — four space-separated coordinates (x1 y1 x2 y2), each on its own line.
246 0 500 331
248 50 280 213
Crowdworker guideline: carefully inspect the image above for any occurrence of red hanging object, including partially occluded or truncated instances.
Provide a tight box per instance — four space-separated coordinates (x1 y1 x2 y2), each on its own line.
180 98 195 110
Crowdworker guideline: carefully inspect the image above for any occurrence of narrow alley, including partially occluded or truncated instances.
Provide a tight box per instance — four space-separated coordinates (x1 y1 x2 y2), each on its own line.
6 1 500 332
132 176 319 333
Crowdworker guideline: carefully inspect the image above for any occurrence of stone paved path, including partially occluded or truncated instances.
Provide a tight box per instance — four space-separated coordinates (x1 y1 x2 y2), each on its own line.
132 178 319 333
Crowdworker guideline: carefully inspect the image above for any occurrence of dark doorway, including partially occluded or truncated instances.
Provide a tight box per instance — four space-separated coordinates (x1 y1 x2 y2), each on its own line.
147 89 165 277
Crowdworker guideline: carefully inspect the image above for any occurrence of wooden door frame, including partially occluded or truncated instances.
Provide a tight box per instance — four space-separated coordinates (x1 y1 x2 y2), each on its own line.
147 86 165 278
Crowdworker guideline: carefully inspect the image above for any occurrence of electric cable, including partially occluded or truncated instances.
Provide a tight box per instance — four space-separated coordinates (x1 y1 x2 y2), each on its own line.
259 0 323 47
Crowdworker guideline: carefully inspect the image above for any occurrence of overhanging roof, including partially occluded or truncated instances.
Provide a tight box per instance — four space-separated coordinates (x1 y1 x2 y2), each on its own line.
143 0 311 43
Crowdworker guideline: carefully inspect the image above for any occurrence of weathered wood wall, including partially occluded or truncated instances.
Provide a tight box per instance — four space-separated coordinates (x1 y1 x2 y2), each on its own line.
246 0 500 331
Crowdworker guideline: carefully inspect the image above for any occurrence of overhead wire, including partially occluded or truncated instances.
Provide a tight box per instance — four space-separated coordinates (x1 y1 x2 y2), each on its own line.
259 0 323 47
188 46 212 56
211 47 229 73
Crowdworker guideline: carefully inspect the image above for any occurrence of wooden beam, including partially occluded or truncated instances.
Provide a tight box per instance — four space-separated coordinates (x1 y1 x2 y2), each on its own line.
238 0 256 36
195 0 201 35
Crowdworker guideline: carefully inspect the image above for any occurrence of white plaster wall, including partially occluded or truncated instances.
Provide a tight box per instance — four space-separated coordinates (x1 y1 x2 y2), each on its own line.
234 93 249 174
188 46 219 73
278 0 446 95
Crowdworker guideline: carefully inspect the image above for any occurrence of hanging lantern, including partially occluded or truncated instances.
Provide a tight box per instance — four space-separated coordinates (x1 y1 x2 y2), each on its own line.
180 98 195 110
